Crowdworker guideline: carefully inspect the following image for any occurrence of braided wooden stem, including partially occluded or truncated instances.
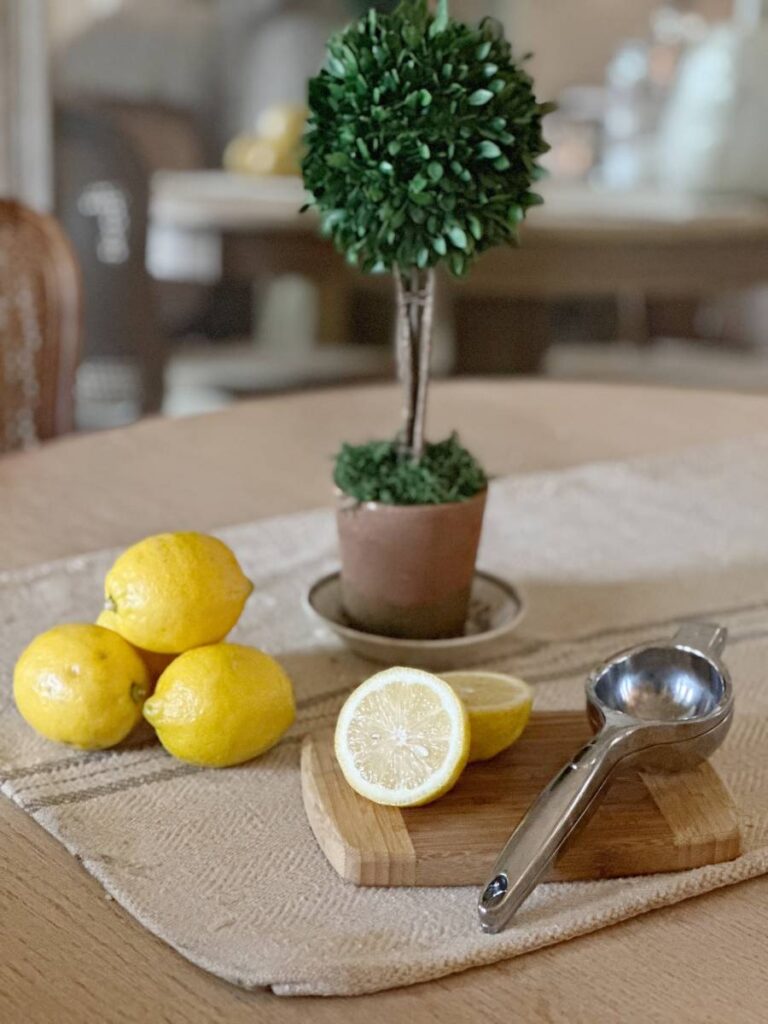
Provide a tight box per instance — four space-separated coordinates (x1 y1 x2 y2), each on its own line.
412 269 435 460
395 267 436 461
394 269 416 455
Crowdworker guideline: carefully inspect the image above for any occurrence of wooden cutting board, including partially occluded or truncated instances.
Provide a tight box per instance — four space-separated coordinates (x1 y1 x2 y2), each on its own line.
300 711 742 886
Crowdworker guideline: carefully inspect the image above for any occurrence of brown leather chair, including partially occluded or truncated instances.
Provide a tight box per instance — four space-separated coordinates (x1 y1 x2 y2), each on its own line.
0 200 81 453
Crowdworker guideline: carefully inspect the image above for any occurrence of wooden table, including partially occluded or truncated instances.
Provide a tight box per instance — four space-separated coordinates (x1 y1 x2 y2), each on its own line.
150 174 768 371
3 380 768 1022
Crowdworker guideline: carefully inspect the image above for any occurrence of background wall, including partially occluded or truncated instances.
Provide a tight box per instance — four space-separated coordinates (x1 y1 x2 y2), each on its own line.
45 0 737 121
513 0 731 96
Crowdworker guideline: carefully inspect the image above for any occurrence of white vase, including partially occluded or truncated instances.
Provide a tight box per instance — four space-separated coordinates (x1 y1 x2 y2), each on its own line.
658 4 768 196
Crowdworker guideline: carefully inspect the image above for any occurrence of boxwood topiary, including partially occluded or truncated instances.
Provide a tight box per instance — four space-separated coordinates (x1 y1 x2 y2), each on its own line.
303 0 551 497
303 0 551 277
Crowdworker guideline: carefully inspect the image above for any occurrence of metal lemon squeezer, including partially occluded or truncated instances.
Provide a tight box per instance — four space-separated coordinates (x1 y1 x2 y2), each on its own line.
478 623 735 934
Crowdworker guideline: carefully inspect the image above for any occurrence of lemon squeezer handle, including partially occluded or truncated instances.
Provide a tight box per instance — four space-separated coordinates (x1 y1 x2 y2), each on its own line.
477 728 625 934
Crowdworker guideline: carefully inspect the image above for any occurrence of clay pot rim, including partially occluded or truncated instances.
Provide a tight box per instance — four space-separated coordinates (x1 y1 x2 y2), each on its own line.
335 485 488 513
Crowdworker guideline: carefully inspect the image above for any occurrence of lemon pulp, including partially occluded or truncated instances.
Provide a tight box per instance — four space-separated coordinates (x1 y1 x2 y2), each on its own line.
335 667 469 807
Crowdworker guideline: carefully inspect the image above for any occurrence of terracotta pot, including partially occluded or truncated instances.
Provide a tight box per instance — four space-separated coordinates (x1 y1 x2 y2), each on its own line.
336 489 487 640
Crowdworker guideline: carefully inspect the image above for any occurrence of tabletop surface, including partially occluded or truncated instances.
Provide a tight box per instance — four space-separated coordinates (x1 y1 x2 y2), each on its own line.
150 171 768 241
2 379 768 1023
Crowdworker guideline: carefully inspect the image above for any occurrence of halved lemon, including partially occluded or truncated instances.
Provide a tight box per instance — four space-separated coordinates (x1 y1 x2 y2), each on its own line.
441 671 533 762
334 667 470 807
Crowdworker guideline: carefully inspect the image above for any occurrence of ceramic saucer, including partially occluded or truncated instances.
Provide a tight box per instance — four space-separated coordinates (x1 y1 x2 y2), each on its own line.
304 570 525 670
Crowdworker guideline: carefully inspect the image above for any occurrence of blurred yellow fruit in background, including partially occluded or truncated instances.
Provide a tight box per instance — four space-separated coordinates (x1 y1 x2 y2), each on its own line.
256 103 308 144
224 136 299 176
100 532 253 654
14 624 150 749
223 103 307 176
143 644 295 767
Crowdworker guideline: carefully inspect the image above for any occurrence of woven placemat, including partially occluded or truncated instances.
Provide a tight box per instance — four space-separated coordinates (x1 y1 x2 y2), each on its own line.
2 437 768 996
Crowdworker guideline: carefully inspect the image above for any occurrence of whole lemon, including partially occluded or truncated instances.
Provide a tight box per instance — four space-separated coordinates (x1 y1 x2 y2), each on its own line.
100 532 253 654
96 611 176 683
143 644 295 767
14 624 150 749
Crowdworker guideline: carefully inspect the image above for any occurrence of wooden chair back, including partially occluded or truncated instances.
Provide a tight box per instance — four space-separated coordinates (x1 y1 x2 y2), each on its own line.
0 200 81 452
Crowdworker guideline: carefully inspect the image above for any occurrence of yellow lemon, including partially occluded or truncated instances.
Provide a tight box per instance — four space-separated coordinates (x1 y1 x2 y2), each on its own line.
143 644 295 767
14 623 150 749
96 611 176 683
334 667 470 807
100 532 253 654
441 670 533 762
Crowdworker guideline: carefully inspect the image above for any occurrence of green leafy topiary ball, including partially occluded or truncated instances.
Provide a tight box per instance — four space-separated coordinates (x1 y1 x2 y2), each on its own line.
302 0 552 277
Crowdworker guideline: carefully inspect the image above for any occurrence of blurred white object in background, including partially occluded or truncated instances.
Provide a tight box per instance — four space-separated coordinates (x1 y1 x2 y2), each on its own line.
601 39 660 188
658 0 768 195
541 86 604 181
601 3 708 189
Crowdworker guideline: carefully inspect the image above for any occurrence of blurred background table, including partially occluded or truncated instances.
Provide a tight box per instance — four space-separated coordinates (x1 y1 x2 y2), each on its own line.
6 0 768 433
150 173 768 378
2 379 768 1023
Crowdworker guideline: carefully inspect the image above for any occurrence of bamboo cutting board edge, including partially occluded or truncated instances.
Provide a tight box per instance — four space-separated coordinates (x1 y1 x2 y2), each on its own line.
301 712 742 887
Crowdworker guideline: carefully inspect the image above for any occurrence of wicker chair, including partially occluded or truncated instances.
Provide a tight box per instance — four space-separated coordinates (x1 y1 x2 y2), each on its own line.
0 200 81 453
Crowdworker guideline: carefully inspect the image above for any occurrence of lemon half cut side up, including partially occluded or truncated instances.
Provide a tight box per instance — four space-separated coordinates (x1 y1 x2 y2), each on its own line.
334 667 470 807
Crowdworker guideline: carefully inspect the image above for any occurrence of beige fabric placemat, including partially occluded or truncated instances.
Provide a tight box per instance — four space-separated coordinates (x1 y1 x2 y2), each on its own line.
3 437 768 996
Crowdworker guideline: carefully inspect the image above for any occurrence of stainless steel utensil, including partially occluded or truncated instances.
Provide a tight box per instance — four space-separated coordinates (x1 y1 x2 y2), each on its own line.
477 622 734 934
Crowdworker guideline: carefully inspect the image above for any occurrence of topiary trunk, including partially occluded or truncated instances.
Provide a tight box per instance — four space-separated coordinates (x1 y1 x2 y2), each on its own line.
395 268 435 461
